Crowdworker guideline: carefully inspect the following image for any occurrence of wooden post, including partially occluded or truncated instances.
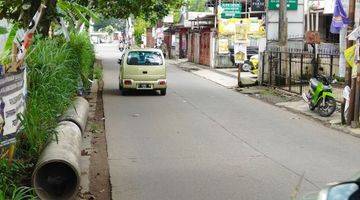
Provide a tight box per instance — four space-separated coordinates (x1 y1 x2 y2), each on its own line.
348 0 358 126
353 36 360 127
354 70 360 127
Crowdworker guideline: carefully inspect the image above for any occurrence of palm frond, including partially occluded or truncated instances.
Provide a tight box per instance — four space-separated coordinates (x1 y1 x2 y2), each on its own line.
0 26 7 35
57 0 99 26
75 5 100 22
4 24 19 52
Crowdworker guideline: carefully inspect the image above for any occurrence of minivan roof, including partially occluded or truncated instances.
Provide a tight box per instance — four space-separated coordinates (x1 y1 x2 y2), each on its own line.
126 48 162 53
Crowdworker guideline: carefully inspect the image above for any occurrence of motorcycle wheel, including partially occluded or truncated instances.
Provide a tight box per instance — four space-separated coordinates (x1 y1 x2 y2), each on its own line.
318 97 336 117
309 104 316 111
242 61 252 72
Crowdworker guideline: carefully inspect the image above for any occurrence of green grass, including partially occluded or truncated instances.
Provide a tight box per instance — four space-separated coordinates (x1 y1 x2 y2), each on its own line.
17 38 78 159
93 63 103 80
68 32 95 91
0 32 95 198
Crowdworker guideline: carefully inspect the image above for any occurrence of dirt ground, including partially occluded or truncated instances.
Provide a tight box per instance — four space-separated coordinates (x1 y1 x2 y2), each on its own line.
236 86 302 104
80 80 111 200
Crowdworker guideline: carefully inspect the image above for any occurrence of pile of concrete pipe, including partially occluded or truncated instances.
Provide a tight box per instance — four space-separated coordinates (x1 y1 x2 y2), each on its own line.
32 97 89 199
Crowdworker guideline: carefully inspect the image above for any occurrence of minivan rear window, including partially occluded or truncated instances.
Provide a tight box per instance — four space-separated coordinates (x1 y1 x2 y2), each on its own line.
127 51 163 65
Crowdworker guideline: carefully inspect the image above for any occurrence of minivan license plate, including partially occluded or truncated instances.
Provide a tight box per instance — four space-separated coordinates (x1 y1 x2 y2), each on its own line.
138 84 152 89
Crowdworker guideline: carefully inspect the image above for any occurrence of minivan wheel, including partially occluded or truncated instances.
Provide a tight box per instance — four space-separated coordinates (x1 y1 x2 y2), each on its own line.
160 89 166 96
120 89 128 96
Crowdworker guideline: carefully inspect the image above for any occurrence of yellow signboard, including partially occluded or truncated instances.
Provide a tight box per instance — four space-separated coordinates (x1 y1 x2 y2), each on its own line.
345 45 356 68
218 18 265 38
218 38 229 54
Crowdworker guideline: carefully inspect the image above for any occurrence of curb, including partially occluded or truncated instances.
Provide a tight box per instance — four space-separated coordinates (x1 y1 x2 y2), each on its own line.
33 97 90 199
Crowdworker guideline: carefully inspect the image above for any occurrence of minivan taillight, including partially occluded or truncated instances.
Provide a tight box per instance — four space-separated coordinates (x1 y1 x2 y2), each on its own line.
158 80 166 85
124 80 132 85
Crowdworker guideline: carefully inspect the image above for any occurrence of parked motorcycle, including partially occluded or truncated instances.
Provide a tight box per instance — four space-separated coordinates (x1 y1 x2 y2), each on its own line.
241 55 259 73
119 41 125 52
302 75 336 117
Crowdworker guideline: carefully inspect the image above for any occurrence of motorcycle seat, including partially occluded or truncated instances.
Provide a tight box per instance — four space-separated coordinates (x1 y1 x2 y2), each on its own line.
310 78 331 91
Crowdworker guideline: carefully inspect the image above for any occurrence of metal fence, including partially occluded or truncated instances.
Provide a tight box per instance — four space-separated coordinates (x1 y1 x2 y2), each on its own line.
261 50 340 95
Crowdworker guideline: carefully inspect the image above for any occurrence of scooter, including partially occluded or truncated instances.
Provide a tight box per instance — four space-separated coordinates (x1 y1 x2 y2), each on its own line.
241 55 259 73
302 75 336 117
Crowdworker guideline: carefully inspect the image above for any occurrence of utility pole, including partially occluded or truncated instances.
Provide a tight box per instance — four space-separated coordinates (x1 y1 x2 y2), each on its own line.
349 0 359 127
346 0 357 126
278 0 288 84
278 0 288 47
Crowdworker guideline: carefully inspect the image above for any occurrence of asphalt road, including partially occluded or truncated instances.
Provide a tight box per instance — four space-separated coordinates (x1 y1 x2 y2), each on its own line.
97 44 360 200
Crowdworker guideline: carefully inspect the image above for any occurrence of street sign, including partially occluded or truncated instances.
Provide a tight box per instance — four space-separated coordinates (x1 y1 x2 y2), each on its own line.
268 0 298 10
220 3 242 19
251 0 265 11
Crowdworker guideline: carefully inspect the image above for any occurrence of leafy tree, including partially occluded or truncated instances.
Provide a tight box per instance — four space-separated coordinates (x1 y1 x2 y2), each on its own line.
172 0 208 24
0 0 56 35
95 0 183 25
101 25 115 35
0 0 183 36
134 17 150 45
93 17 126 32
187 0 208 12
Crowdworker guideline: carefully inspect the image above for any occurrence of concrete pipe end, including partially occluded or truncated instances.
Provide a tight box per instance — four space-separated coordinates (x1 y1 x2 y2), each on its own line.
32 160 80 200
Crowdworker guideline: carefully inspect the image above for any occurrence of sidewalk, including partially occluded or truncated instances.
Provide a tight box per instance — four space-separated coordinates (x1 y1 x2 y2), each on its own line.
169 59 360 139
167 59 257 88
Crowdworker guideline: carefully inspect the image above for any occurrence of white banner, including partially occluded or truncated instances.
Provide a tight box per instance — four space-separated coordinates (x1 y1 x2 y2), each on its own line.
0 69 26 148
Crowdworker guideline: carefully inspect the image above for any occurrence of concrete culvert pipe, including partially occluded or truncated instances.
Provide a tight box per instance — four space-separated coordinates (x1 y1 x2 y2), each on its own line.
60 97 89 133
33 121 82 200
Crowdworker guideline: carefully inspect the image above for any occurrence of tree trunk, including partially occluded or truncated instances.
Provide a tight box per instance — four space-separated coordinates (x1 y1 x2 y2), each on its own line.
39 0 57 37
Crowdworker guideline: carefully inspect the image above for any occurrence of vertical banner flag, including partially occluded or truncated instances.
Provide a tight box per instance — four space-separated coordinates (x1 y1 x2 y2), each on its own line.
330 0 350 34
16 4 46 65
0 4 45 159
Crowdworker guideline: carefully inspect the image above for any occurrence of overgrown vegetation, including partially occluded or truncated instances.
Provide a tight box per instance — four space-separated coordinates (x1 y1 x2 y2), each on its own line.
134 17 150 45
68 32 95 91
0 33 96 198
0 159 35 199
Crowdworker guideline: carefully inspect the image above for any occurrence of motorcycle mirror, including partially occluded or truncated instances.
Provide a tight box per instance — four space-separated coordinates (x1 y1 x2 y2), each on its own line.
322 182 360 200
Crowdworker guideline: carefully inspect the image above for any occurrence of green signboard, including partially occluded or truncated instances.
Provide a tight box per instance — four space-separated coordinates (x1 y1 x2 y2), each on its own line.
220 3 242 19
268 0 298 10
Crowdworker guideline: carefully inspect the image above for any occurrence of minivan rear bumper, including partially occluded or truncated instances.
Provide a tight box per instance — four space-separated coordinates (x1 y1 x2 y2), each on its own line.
121 79 167 90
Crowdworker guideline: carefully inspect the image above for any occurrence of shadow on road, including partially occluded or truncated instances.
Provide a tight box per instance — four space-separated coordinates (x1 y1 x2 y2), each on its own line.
103 88 163 97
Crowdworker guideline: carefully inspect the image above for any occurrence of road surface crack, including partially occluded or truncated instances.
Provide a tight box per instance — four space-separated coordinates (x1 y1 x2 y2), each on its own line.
172 91 320 190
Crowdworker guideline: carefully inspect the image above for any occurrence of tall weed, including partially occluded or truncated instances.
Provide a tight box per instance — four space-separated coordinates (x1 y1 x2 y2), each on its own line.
68 32 95 91
2 32 95 199
17 38 78 159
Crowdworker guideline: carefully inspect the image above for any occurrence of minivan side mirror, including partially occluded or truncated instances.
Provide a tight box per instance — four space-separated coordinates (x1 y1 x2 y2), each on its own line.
320 182 360 200
118 59 122 64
